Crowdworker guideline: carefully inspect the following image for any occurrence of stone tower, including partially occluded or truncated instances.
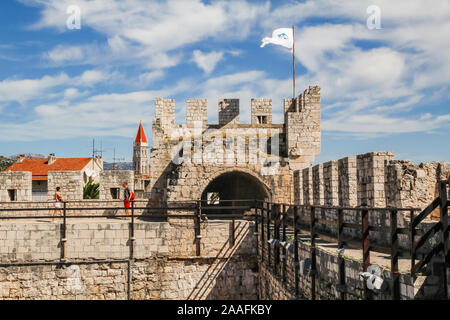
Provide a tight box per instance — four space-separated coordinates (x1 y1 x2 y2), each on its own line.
133 122 150 177
147 85 322 205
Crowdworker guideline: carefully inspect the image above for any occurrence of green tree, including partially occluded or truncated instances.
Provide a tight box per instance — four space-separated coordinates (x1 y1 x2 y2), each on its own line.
83 179 100 199
0 156 14 171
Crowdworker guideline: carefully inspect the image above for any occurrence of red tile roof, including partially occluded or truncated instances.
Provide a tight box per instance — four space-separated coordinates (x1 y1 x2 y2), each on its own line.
6 158 91 180
135 122 148 143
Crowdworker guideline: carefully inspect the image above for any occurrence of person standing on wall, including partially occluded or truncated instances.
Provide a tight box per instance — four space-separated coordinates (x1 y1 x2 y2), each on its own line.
52 187 63 222
122 182 134 216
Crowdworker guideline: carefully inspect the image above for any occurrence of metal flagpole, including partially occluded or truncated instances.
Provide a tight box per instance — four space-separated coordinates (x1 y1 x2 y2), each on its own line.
292 25 296 101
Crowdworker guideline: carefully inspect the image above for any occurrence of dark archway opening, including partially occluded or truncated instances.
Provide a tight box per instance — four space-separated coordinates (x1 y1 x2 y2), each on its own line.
201 171 271 214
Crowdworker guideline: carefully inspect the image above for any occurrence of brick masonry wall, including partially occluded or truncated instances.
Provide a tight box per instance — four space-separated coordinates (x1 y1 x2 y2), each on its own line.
0 257 258 300
219 99 239 126
0 218 258 300
293 152 450 248
284 86 321 171
259 264 297 300
0 221 169 262
386 161 450 220
0 218 256 262
48 171 84 201
251 99 273 125
258 238 417 300
149 87 322 206
0 172 32 202
99 171 135 201
186 99 208 129
256 202 446 300
357 152 394 207
0 170 135 203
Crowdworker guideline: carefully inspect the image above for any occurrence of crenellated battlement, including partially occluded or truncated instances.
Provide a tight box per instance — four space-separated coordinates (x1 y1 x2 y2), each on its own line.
150 86 322 197
145 86 322 207
293 151 450 249
152 85 321 130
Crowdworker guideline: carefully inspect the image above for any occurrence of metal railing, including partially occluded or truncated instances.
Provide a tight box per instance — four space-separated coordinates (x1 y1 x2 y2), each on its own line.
1 183 448 300
254 179 449 300
0 198 257 299
0 198 257 256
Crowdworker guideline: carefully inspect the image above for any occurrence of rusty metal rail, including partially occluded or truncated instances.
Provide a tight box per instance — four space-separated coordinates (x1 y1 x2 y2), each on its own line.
256 180 449 300
1 185 448 300
0 199 257 300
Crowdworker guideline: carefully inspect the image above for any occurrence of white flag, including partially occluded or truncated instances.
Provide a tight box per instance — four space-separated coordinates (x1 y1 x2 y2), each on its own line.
260 28 294 50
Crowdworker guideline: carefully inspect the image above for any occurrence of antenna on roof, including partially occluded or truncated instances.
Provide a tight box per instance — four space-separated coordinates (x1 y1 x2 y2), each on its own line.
91 138 104 159
112 148 125 171
91 138 104 171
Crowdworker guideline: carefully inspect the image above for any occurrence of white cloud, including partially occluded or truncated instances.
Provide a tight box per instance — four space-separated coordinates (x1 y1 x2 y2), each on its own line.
323 113 450 135
77 70 108 86
192 50 224 74
259 1 450 136
46 45 84 63
12 0 450 140
145 52 182 70
0 76 193 141
31 0 269 70
0 69 111 104
138 70 165 86
0 73 70 104
64 88 81 100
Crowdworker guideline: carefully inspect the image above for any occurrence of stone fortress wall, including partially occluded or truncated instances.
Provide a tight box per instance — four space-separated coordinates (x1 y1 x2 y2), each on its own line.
258 236 421 300
0 86 322 207
0 172 32 202
295 151 449 216
0 170 135 203
149 86 321 206
294 151 450 248
1 84 449 300
0 216 257 300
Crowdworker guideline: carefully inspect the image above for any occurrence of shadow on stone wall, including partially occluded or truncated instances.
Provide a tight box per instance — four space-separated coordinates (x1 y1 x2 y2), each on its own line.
185 221 258 300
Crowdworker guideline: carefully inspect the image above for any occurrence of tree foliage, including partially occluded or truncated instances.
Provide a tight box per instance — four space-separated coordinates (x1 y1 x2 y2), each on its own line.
0 156 14 171
83 179 100 199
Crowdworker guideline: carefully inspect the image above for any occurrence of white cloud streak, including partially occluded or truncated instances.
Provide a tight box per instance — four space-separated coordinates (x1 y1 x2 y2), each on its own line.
8 0 450 140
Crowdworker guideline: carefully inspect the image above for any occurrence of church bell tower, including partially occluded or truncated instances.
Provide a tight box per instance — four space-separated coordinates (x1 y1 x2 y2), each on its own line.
133 122 149 177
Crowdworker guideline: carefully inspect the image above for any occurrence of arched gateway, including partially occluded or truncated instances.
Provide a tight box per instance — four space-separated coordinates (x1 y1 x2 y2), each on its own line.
145 86 321 205
201 171 271 204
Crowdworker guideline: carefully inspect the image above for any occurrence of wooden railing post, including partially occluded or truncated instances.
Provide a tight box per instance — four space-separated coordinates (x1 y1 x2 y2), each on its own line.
130 201 135 259
390 209 400 300
294 205 299 297
361 208 370 271
254 200 259 253
195 200 202 256
410 210 416 278
337 208 346 300
61 201 67 262
231 217 236 247
310 206 316 300
267 203 272 268
274 204 281 276
261 202 265 263
439 181 449 299
128 200 136 300
281 204 287 283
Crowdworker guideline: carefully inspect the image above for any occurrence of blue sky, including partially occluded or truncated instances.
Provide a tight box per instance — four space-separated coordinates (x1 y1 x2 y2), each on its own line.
0 0 448 163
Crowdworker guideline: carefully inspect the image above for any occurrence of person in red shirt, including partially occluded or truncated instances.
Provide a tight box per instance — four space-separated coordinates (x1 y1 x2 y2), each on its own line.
52 187 63 222
122 182 134 216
